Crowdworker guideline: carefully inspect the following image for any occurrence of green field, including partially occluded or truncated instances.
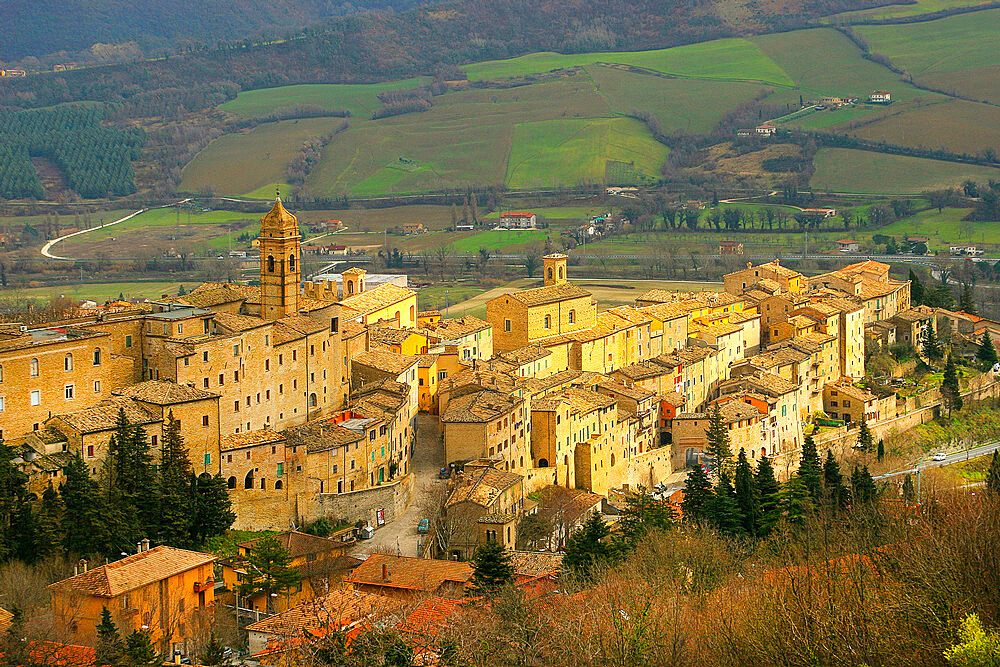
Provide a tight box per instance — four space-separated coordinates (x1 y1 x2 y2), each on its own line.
462 38 794 85
180 117 348 195
810 147 1000 193
449 229 553 252
857 9 1000 75
868 207 987 248
825 0 993 21
506 117 667 189
218 78 429 118
847 98 1000 155
0 281 193 304
484 205 618 221
587 66 772 134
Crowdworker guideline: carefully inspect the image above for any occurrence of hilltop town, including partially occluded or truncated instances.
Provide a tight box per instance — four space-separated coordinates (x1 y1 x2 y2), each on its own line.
2 196 1000 664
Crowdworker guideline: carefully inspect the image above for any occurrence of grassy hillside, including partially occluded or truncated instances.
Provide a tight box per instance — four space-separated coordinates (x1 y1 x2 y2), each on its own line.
824 0 993 21
810 147 1000 192
844 98 1000 155
218 78 430 119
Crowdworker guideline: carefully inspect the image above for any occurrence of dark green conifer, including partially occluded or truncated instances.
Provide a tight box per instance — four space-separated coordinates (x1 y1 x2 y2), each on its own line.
822 450 850 510
755 455 781 535
942 353 964 414
681 463 714 525
156 412 193 547
469 540 515 598
60 452 113 556
706 471 743 536
95 606 124 667
985 451 1000 496
798 433 823 502
976 331 998 371
562 512 617 580
705 403 733 472
734 449 760 536
190 473 235 546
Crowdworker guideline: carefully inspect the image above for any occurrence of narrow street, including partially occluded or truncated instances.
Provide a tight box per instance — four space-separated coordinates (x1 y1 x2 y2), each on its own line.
351 413 445 559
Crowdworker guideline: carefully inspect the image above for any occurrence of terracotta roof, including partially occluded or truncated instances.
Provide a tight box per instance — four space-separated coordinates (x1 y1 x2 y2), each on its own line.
396 597 463 639
47 546 214 597
827 382 877 403
347 554 472 593
417 353 438 368
614 360 675 381
353 350 418 376
498 344 551 365
113 380 218 405
220 428 284 452
167 283 260 308
442 389 522 423
422 316 490 339
239 530 349 559
446 466 522 507
278 314 328 335
509 551 563 578
213 311 269 333
285 417 365 454
502 282 592 307
637 302 687 321
597 379 655 402
369 326 422 347
53 398 160 434
339 283 414 316
0 607 11 633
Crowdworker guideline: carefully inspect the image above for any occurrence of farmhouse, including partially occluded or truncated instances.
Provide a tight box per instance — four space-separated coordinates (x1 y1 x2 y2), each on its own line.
869 90 891 104
498 212 538 229
719 240 744 255
836 239 860 253
755 123 777 137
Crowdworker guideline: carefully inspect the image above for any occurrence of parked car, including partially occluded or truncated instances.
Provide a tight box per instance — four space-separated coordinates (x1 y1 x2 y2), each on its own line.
417 518 430 534
932 452 947 462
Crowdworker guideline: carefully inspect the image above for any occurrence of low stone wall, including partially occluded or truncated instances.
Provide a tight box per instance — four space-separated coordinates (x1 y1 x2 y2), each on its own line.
307 473 414 529
623 447 674 491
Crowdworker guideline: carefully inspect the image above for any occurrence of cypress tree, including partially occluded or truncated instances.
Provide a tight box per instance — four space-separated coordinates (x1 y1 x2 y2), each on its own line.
706 472 743 536
822 450 850 510
112 411 157 537
190 473 235 546
34 484 63 560
10 500 37 563
857 419 874 453
976 331 998 371
942 353 964 414
921 325 943 361
60 452 113 557
562 512 617 581
156 412 193 547
902 474 917 503
734 449 760 536
909 268 925 306
755 455 782 535
851 465 879 504
877 439 885 462
200 632 228 666
960 283 976 315
95 606 124 667
780 474 812 525
986 450 1000 496
0 437 28 561
469 540 515 598
681 463 714 525
705 403 733 471
798 433 823 502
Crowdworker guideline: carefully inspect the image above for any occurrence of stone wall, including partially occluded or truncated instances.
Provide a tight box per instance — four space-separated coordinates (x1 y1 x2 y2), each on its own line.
307 473 414 529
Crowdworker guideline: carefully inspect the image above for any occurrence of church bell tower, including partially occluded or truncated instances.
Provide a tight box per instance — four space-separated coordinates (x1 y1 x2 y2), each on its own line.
259 195 301 320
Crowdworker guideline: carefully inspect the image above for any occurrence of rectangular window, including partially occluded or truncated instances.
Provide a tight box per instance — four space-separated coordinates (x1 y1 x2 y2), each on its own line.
277 463 283 477
177 324 183 334
93 381 101 393
30 390 41 406
233 344 239 357
203 377 209 388
125 335 133 348
234 370 239 382
504 319 511 332
202 415 209 427
0 397 4 411
204 453 211 466
203 351 209 362
183 357 189 366
234 401 240 412
219 374 224 385
87 445 94 457
204 320 210 334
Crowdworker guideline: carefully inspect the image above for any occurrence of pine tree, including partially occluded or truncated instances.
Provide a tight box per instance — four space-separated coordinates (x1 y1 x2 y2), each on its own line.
468 540 515 598
856 419 874 453
960 282 977 315
562 512 617 580
156 413 193 547
822 450 850 510
909 268 925 306
798 433 823 502
95 606 124 667
190 473 235 546
779 475 812 525
902 474 917 503
705 472 743 536
238 535 301 612
986 450 1000 496
1 607 29 667
34 484 62 560
877 439 885 462
122 629 161 667
60 452 113 556
618 492 678 547
0 437 28 561
942 353 964 414
112 411 157 537
976 331 998 371
851 465 879 504
681 463 714 525
921 324 943 361
755 455 781 535
200 632 229 666
733 449 760 536
10 500 37 563
705 403 733 471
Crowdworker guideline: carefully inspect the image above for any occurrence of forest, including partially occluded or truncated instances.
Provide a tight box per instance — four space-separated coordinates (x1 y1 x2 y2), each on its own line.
0 106 144 200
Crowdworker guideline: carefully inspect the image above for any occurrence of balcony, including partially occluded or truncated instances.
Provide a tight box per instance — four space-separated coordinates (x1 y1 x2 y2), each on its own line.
194 578 215 593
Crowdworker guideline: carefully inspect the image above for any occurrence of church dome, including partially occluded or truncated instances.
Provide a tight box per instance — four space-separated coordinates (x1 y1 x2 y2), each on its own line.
260 196 299 237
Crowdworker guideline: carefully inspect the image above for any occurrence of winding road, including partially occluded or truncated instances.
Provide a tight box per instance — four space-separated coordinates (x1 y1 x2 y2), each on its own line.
39 198 190 261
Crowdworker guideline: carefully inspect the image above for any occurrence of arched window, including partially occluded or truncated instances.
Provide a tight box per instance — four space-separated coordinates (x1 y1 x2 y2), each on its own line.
227 476 237 489
409 305 415 321
309 393 318 407
275 480 283 490
611 453 616 466
64 354 73 371
267 255 275 272
30 358 38 377
568 309 576 324
394 310 400 321
288 254 296 271
538 458 548 468
244 471 254 489
93 348 101 366
559 266 564 279
347 281 354 296
761 447 767 459
547 267 553 280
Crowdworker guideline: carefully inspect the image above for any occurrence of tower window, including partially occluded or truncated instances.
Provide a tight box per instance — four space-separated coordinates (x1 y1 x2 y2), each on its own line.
288 254 296 271
267 256 275 272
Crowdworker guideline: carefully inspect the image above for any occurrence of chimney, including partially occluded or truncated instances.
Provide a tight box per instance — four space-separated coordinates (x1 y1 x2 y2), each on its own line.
381 563 388 581
141 538 150 552
80 559 88 573
137 541 143 555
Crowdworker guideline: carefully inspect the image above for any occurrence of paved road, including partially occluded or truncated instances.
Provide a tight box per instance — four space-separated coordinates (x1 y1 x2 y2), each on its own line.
351 413 445 559
874 442 1000 480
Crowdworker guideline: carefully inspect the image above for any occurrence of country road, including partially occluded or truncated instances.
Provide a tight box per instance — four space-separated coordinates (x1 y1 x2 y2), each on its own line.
874 442 1000 480
39 198 191 261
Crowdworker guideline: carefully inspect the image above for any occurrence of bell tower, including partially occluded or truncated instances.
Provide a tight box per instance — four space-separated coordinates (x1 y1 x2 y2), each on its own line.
542 253 568 286
259 195 301 320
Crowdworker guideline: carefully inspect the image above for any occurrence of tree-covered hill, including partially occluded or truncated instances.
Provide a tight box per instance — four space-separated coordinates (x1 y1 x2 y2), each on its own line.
0 0 424 61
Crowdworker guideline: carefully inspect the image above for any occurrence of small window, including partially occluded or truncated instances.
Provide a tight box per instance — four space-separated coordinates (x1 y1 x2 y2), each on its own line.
233 344 239 357
30 389 41 406
177 324 183 334
93 381 101 393
125 335 133 348
64 385 75 400
203 351 209 362
64 354 73 371
202 415 209 427
92 349 102 365
227 477 236 489
234 401 240 412
0 397 5 412
204 453 211 466
504 319 511 332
